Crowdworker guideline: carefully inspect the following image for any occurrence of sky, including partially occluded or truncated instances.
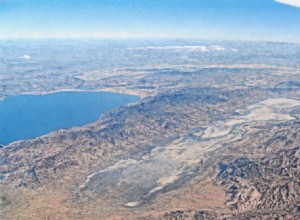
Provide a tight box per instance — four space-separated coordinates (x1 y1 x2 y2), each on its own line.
0 0 300 42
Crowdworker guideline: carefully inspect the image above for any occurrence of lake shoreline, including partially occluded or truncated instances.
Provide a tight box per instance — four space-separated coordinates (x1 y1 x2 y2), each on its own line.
0 91 140 145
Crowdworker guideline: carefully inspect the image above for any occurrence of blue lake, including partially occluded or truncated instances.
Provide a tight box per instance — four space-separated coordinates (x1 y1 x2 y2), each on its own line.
0 91 139 145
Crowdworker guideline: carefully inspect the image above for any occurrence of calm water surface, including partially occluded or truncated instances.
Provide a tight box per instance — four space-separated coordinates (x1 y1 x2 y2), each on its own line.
0 91 139 145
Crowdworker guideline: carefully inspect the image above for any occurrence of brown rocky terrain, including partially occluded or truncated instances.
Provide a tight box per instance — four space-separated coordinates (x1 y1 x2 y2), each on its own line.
1 83 300 219
1 41 300 219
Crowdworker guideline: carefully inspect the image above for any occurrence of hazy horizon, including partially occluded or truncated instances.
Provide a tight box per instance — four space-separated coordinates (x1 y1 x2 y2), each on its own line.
0 38 299 45
1 0 300 42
